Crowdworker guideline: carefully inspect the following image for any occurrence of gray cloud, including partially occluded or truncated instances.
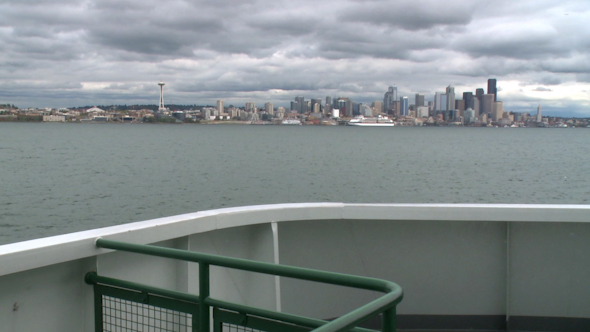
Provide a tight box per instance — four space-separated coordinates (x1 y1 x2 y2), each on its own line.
338 0 476 31
0 0 589 114
533 87 552 91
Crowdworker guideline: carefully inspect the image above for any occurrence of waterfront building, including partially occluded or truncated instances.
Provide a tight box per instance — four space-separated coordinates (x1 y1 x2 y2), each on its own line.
488 78 497 101
446 86 455 111
400 97 409 116
43 115 66 122
217 100 224 114
415 94 425 108
537 104 542 122
265 102 274 116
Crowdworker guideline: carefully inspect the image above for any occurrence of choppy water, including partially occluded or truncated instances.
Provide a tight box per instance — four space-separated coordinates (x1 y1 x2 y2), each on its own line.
1 122 589 245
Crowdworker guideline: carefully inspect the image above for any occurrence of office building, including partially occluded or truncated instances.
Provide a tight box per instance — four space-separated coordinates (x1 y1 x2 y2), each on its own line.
371 101 383 115
295 96 305 113
488 79 497 101
336 98 353 117
416 106 429 118
415 94 425 108
245 102 256 113
455 100 465 112
391 101 401 117
217 100 224 114
536 104 542 122
463 92 475 110
383 86 397 113
400 97 409 116
434 92 445 111
265 102 274 116
311 99 322 114
492 101 503 122
446 86 455 111
464 108 475 125
481 94 494 118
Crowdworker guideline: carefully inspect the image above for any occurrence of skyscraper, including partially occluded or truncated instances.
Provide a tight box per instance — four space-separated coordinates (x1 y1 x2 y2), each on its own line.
492 101 503 122
446 86 455 111
415 94 425 108
295 96 305 113
536 104 542 122
463 92 475 110
217 100 224 114
383 86 397 113
311 99 322 113
372 101 383 114
265 102 274 115
434 92 446 111
245 102 256 112
481 94 494 117
488 79 497 102
476 88 485 113
400 96 409 116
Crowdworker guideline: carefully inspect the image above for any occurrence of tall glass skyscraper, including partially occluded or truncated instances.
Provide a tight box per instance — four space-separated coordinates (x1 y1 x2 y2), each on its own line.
383 86 397 113
487 79 497 101
400 96 409 116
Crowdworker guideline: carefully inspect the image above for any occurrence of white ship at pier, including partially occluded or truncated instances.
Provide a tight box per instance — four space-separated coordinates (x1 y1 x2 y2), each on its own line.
347 115 395 126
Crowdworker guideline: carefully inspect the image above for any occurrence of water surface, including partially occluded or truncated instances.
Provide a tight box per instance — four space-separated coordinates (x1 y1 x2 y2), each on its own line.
1 123 589 244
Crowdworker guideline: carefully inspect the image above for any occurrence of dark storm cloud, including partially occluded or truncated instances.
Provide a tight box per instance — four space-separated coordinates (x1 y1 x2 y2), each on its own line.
338 0 475 31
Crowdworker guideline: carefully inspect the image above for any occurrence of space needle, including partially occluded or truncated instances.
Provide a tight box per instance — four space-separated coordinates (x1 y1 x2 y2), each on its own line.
158 81 166 111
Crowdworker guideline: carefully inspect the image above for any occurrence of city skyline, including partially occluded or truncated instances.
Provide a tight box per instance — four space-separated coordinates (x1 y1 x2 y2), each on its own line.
0 0 589 116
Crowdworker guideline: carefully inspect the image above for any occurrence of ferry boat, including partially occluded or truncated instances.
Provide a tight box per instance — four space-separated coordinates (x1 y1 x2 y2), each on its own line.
1 203 589 332
347 115 395 127
281 119 302 125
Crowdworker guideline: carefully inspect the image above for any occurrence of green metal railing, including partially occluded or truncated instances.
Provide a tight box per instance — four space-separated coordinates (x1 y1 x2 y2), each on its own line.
86 238 403 332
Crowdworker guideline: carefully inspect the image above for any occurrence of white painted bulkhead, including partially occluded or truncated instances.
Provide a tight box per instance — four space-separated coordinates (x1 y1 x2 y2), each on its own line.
1 203 590 331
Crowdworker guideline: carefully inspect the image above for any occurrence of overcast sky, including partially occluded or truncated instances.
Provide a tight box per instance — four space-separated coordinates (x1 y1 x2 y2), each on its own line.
1 0 589 115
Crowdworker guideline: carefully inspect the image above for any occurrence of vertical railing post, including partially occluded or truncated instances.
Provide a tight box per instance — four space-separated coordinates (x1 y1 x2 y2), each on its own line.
199 263 210 332
382 307 396 332
93 284 103 332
